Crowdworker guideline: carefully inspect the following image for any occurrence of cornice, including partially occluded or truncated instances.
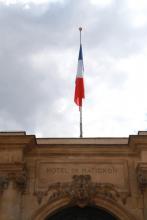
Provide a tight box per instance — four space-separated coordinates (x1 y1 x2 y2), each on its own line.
129 135 147 148
36 137 129 145
0 132 147 158
0 135 36 144
24 144 140 158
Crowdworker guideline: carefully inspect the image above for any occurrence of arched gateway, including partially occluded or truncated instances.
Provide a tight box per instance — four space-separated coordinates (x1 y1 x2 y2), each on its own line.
45 206 118 220
0 131 146 220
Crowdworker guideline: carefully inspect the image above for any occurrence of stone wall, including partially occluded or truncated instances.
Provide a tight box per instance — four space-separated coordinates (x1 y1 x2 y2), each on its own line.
0 132 146 220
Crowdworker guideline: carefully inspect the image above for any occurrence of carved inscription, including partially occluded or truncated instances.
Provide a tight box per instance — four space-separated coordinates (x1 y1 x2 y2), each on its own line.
36 162 128 190
45 167 117 175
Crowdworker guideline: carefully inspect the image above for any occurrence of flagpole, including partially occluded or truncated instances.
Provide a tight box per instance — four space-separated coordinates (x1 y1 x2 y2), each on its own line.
79 27 82 45
80 106 83 138
79 27 83 138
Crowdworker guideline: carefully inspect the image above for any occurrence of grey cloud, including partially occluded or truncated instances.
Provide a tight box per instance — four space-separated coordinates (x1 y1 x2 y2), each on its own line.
85 1 147 57
0 0 146 136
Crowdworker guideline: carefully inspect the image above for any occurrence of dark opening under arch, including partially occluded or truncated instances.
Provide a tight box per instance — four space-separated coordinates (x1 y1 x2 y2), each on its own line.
45 206 119 220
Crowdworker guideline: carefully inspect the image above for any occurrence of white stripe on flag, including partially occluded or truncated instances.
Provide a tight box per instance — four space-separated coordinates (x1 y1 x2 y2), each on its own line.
76 60 84 77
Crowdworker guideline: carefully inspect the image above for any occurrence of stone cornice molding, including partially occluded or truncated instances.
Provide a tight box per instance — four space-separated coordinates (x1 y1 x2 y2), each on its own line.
1 132 147 157
0 134 36 145
26 135 147 157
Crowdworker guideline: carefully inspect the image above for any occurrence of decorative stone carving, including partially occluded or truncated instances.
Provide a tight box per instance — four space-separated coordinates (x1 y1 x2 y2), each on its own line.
0 176 9 191
35 175 129 206
68 175 96 207
0 172 27 193
34 191 47 205
137 163 147 192
15 173 27 193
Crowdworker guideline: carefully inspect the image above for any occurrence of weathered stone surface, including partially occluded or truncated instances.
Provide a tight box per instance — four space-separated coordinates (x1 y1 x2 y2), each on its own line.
36 161 128 190
0 131 146 220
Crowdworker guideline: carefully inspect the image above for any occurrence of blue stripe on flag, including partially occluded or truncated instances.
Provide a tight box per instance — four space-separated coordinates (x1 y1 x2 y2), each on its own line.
78 44 83 60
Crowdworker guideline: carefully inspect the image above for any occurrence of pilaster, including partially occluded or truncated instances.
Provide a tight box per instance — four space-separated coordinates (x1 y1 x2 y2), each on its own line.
0 132 33 220
137 163 147 219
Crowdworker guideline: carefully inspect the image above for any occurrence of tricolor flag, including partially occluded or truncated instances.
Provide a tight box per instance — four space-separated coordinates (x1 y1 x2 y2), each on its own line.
74 44 85 107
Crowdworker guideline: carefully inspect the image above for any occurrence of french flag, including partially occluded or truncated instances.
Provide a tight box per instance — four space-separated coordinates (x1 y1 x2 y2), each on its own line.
74 44 85 107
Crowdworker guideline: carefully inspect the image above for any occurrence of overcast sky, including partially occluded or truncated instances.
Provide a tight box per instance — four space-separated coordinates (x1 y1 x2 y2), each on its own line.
0 0 147 137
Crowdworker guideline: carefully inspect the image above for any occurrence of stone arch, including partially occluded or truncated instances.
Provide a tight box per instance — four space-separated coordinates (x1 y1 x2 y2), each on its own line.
32 197 70 220
32 196 137 220
94 197 136 220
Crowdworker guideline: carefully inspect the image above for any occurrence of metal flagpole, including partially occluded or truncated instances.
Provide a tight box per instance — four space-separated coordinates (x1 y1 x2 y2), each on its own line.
79 27 83 138
79 27 82 45
80 106 83 138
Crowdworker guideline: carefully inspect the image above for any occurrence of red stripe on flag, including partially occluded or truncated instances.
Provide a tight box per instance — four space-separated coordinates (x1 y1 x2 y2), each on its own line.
74 77 85 106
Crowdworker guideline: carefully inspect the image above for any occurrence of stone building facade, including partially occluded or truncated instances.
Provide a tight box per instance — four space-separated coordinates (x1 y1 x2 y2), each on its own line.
0 131 147 220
